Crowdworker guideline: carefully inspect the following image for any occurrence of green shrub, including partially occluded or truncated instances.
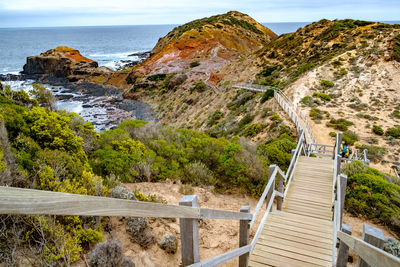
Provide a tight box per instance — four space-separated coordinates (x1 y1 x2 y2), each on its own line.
310 108 324 120
356 144 387 163
300 96 314 106
258 66 278 77
242 123 267 137
147 73 167 81
238 114 254 128
342 160 368 177
258 133 297 171
326 118 353 131
329 132 337 137
270 114 283 123
227 92 254 110
346 169 400 235
313 92 332 101
190 61 200 68
29 83 56 111
372 125 384 135
392 110 400 119
208 110 223 126
179 184 194 195
342 130 359 145
190 80 208 93
260 89 275 103
320 80 335 88
393 34 400 62
386 127 400 138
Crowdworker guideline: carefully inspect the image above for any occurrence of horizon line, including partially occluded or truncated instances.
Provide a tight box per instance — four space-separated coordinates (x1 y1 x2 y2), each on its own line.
2 20 399 29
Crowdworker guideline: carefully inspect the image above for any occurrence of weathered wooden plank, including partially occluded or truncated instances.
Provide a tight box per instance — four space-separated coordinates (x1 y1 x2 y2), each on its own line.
337 224 352 267
285 196 332 205
248 260 275 267
188 244 251 267
250 253 320 267
268 212 333 227
289 185 333 194
200 208 253 220
281 208 332 220
258 234 332 256
267 216 333 234
239 206 250 267
180 195 200 266
261 230 333 250
261 226 333 246
253 245 331 266
338 231 400 267
282 201 332 213
0 186 252 220
255 239 332 261
283 197 332 208
265 221 333 239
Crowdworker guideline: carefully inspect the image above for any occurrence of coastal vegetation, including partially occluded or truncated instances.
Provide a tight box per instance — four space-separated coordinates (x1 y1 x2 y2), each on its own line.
0 83 297 264
343 161 400 235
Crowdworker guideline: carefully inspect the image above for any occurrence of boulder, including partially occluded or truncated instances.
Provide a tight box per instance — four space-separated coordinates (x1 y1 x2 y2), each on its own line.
22 46 100 80
109 186 137 201
89 239 135 267
159 234 178 254
126 217 155 248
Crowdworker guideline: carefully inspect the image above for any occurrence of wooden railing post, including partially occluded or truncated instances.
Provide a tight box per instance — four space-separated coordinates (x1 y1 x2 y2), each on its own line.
277 173 284 210
291 149 296 159
239 206 250 267
339 174 348 229
337 155 342 175
335 132 342 158
358 224 385 267
179 195 200 266
337 224 352 267
267 165 277 212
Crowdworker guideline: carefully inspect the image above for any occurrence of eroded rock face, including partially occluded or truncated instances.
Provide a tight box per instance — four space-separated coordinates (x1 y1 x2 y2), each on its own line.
22 46 100 80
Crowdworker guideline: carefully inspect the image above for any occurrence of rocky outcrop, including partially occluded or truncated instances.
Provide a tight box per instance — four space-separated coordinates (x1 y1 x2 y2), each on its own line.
22 46 108 81
135 11 277 76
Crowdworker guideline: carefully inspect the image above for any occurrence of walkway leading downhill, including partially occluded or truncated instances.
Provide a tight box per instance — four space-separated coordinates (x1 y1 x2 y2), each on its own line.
249 156 334 267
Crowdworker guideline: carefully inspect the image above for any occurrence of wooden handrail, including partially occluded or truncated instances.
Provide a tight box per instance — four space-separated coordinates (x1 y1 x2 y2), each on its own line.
0 186 252 221
249 167 277 228
250 191 276 253
284 142 303 198
338 231 400 267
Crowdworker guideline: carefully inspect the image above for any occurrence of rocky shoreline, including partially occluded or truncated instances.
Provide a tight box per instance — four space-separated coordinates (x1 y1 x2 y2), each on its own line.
0 73 158 131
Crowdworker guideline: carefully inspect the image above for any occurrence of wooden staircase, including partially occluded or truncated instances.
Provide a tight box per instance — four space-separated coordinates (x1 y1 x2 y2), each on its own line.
249 156 334 267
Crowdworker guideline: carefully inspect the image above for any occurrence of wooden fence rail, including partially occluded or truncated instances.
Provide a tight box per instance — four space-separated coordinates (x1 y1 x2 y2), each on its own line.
337 231 400 267
0 186 252 221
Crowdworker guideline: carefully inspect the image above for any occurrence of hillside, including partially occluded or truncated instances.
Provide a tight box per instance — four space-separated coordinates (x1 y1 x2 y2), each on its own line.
126 18 400 175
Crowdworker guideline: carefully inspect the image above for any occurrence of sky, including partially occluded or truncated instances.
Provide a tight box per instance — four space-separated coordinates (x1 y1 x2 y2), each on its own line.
0 0 399 28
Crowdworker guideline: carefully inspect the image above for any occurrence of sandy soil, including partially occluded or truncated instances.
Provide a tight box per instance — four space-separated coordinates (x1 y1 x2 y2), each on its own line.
104 181 262 267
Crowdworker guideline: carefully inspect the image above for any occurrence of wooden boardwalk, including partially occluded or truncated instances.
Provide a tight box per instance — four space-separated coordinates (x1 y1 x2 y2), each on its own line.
249 156 334 267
